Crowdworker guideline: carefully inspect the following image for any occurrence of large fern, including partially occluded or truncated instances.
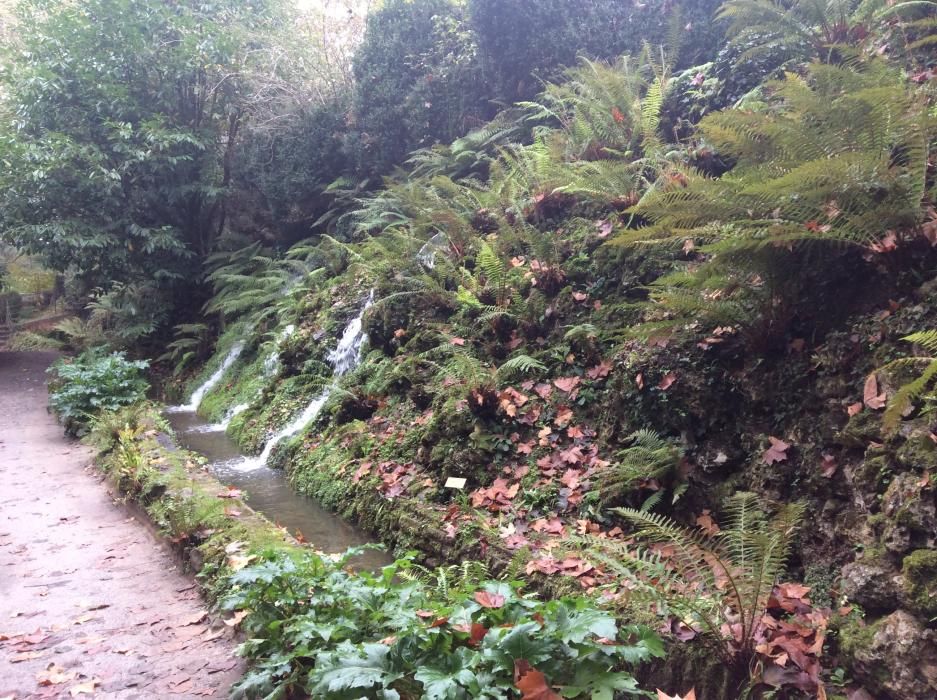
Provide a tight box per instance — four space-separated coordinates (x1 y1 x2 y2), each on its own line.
719 0 937 67
595 429 684 507
583 493 804 664
614 62 931 339
881 330 937 430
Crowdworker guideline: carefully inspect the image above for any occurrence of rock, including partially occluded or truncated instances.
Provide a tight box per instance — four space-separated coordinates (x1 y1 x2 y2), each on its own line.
882 473 937 553
840 560 901 612
902 549 937 617
816 376 850 399
849 611 937 699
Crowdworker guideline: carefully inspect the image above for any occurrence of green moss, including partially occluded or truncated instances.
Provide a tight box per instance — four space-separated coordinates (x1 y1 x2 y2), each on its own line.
231 375 328 453
837 616 880 662
838 410 884 448
895 435 937 471
852 454 893 495
198 348 268 423
902 549 937 617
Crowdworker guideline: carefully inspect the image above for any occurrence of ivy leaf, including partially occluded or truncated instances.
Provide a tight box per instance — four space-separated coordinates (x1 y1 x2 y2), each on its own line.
561 669 641 699
484 623 551 666
546 603 617 645
308 642 399 694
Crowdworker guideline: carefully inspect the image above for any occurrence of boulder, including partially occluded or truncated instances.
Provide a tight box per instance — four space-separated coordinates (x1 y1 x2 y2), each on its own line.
849 611 937 699
840 560 902 612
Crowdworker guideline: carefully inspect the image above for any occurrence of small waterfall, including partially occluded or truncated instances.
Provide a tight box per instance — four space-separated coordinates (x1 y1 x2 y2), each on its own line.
236 292 374 472
186 324 297 434
264 324 296 377
188 401 251 434
167 341 245 414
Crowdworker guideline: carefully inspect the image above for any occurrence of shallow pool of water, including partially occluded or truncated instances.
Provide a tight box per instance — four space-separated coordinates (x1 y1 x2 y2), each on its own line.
165 411 391 570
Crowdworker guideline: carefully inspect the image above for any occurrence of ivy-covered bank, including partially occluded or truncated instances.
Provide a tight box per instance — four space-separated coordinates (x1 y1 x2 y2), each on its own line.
166 87 937 697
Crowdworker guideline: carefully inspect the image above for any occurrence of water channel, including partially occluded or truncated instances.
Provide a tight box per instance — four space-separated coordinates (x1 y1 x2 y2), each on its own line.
166 409 391 570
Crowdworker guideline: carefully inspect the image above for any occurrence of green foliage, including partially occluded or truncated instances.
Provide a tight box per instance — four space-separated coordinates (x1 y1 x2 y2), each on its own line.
48 351 149 436
7 330 65 351
0 0 289 296
881 330 937 431
616 63 932 341
496 354 547 381
597 429 684 507
108 424 163 498
350 0 487 175
158 323 212 376
223 550 664 699
204 242 319 330
584 493 804 663
468 0 724 104
718 0 937 67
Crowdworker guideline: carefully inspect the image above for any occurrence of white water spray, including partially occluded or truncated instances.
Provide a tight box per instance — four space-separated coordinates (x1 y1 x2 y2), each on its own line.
167 341 245 414
186 323 299 433
235 292 374 472
263 323 296 377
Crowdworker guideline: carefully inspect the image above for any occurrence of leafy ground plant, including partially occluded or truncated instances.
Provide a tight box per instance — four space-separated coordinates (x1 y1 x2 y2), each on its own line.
48 351 149 435
223 549 664 699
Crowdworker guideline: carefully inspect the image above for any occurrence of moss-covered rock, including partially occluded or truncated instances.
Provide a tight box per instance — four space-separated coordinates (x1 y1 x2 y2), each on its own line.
841 559 902 612
840 611 937 699
902 549 937 618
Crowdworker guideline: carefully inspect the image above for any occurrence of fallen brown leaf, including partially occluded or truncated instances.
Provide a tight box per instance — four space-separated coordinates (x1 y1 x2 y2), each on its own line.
763 437 791 465
69 679 101 697
223 610 249 627
180 610 208 627
863 373 886 410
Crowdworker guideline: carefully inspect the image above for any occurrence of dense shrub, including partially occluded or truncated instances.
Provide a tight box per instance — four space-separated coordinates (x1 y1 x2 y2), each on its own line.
469 0 725 104
234 99 352 242
48 351 149 435
224 549 664 699
350 0 488 175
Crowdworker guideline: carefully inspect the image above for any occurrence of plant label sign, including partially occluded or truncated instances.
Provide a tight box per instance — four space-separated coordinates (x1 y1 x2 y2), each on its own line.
444 477 467 490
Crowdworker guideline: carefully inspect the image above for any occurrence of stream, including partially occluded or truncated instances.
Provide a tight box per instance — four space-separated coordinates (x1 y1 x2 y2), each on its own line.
166 410 392 570
164 293 391 570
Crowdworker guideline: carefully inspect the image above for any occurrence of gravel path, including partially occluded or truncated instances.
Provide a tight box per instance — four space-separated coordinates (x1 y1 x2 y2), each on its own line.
0 352 244 699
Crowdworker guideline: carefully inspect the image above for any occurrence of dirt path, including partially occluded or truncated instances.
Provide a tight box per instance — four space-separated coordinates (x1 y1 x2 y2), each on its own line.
0 352 244 699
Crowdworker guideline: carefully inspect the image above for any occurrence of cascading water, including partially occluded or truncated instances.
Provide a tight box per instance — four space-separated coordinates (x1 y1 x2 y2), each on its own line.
190 324 298 433
162 293 389 569
264 323 296 377
236 292 374 472
167 341 245 414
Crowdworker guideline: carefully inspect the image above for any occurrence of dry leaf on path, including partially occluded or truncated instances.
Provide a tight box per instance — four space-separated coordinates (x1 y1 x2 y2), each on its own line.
223 610 249 627
37 663 76 686
180 610 208 627
69 679 101 697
